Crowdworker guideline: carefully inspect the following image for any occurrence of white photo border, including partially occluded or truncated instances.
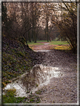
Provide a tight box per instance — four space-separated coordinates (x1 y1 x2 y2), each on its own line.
0 0 79 105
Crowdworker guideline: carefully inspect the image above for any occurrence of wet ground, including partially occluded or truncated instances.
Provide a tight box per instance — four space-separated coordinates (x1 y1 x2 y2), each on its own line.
4 42 77 103
32 43 77 103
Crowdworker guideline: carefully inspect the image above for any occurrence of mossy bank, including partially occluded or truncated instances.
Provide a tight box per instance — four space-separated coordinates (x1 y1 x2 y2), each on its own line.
2 37 42 103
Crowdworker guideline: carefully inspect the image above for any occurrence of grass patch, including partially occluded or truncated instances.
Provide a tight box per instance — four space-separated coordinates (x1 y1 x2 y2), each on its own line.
50 41 69 45
28 40 69 50
27 40 47 44
3 38 41 103
28 40 69 46
28 41 44 46
28 40 69 49
3 89 27 103
3 89 40 103
28 40 70 51
28 94 40 103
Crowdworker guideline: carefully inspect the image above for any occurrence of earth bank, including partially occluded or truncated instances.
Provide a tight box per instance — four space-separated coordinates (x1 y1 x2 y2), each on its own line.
2 38 77 103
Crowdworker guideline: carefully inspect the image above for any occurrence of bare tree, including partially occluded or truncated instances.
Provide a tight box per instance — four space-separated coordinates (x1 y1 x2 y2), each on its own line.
56 2 77 53
30 3 41 43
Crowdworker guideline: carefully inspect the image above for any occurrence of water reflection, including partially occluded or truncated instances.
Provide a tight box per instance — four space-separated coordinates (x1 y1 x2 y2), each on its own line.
3 64 64 97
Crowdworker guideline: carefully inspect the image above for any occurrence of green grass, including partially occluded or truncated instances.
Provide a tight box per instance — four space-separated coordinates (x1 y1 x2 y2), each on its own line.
27 40 47 43
27 40 70 50
27 40 69 46
3 89 40 103
50 41 69 45
3 38 41 103
36 40 47 42
3 89 27 103
27 41 44 46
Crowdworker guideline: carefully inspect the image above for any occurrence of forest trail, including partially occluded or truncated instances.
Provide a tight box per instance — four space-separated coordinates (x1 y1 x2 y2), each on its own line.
32 42 54 50
3 42 77 103
32 42 77 103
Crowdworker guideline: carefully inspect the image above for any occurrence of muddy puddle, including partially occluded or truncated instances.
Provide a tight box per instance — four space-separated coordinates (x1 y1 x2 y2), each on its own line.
3 64 64 97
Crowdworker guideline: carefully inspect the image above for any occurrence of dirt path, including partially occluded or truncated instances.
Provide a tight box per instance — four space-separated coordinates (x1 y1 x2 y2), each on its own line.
32 43 77 103
32 42 55 50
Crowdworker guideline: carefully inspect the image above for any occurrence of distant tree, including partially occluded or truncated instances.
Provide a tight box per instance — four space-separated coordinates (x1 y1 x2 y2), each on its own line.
2 3 31 43
2 3 20 39
2 3 7 24
48 24 60 41
30 3 41 43
57 3 77 53
41 3 59 42
43 3 51 42
2 3 11 37
37 27 45 40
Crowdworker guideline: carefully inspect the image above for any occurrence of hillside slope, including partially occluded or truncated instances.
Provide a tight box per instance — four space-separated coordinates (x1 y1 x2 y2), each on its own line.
2 37 42 88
